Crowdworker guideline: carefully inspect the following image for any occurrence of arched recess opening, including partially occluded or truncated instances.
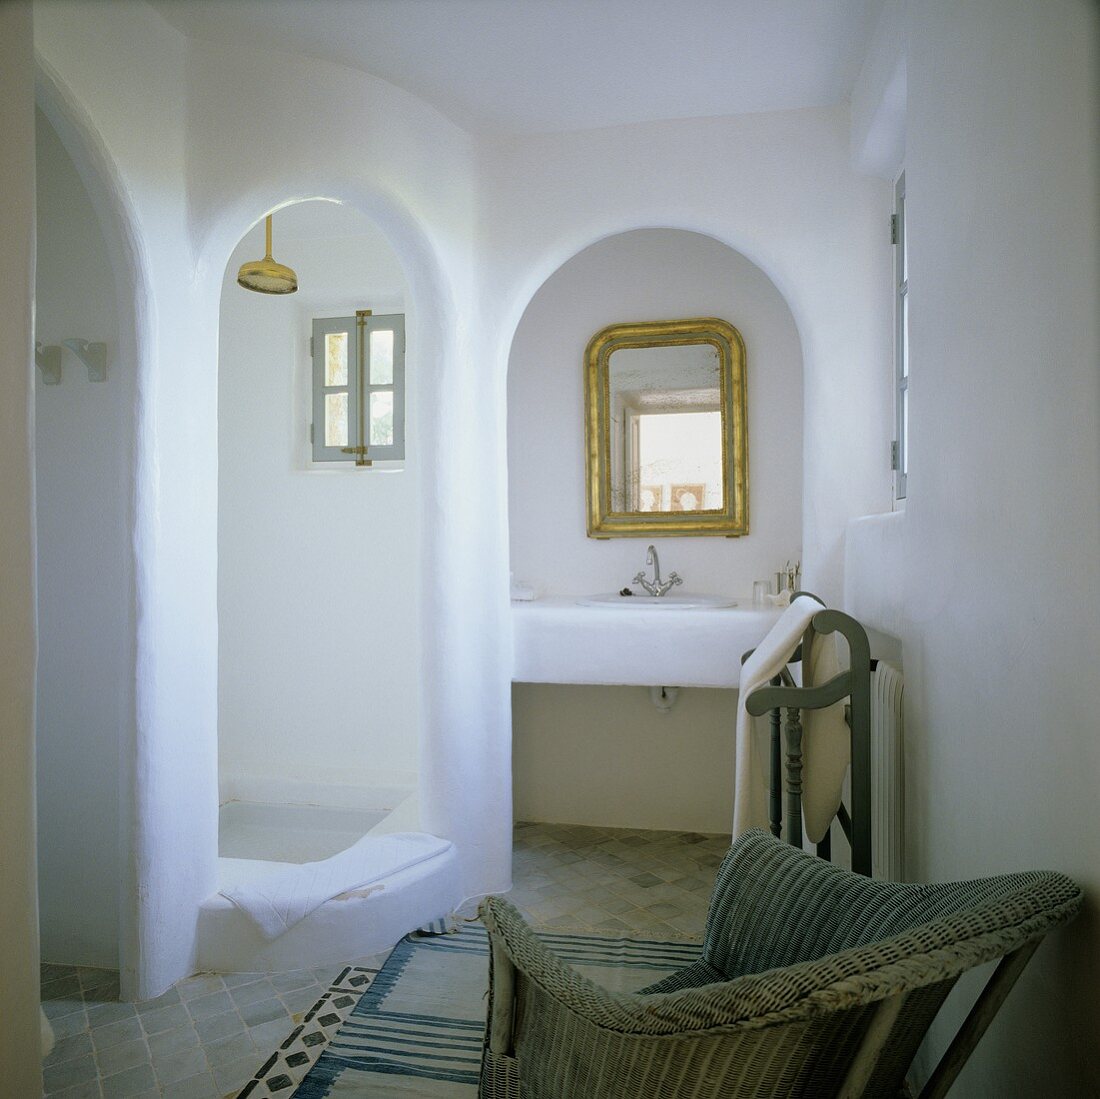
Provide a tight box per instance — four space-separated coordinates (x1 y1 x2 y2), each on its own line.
506 227 804 834
33 69 150 998
202 198 462 972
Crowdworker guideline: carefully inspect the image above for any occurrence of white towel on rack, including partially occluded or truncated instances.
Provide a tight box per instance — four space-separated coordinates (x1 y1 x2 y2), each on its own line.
732 595 851 842
800 627 851 843
220 831 452 940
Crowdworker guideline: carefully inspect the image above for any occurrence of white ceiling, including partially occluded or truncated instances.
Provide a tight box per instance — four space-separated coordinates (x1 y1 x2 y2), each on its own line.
150 0 883 136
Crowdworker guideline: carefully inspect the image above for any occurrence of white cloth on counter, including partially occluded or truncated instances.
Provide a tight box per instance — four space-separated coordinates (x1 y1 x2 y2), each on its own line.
733 595 850 843
220 831 453 940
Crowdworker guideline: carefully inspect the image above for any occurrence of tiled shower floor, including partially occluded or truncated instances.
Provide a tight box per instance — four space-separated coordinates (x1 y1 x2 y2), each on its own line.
40 821 729 1097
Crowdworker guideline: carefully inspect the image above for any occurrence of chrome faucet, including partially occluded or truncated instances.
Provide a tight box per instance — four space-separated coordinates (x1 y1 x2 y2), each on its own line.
633 544 683 597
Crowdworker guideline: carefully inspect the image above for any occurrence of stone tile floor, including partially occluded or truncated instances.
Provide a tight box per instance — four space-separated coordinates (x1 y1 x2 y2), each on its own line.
39 821 728 1097
471 820 728 939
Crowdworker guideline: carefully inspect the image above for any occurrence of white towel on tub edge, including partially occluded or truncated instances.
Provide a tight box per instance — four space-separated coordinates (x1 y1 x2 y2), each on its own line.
221 831 453 940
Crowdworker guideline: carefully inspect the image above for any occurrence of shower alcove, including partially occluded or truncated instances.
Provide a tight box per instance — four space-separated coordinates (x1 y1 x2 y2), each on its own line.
202 199 460 972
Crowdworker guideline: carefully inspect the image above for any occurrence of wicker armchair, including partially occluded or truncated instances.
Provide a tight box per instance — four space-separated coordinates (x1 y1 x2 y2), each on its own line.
478 830 1080 1099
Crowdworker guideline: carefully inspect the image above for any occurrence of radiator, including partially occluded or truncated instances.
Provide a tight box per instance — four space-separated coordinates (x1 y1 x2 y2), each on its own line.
871 661 905 881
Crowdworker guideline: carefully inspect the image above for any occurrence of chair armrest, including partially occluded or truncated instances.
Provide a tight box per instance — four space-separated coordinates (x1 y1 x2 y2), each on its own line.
479 878 1081 1040
479 896 869 1037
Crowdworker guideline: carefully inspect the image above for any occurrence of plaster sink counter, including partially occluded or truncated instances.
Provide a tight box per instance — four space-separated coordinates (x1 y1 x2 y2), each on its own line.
511 596 784 688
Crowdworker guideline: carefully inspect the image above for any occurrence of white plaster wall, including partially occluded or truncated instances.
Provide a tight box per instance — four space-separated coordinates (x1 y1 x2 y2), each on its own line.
481 107 894 607
218 203 421 803
35 108 130 969
850 0 906 180
0 2 43 1087
513 685 738 833
183 36 511 915
35 4 507 994
508 228 803 597
35 0 208 998
845 1 1100 1092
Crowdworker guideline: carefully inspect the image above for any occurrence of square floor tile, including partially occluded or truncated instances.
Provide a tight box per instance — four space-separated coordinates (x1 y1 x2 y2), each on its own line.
44 1052 98 1094
146 1023 201 1059
184 989 234 1022
86 1002 137 1030
50 1009 90 1041
238 997 288 1028
203 1029 256 1069
44 1030 94 1066
100 1062 156 1099
140 1002 191 1035
90 1016 143 1051
212 1052 261 1094
161 1072 219 1099
95 1036 150 1077
159 1073 218 1099
230 978 276 1008
151 1043 210 1086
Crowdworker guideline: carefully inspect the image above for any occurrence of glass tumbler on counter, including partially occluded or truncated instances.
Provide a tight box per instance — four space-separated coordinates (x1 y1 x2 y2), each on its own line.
752 579 772 607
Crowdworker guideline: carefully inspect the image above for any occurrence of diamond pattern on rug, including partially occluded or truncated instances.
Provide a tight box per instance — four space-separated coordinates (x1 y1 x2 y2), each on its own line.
232 965 381 1098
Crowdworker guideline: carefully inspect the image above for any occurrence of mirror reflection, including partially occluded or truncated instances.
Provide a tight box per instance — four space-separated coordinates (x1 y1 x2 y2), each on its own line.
584 317 747 538
608 343 723 513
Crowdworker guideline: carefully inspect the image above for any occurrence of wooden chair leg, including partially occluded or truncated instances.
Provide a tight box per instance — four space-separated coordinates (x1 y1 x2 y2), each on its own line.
917 940 1041 1099
836 993 907 1099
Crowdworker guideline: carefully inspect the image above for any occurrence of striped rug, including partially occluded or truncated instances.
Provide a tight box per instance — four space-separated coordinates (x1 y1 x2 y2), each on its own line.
291 924 701 1097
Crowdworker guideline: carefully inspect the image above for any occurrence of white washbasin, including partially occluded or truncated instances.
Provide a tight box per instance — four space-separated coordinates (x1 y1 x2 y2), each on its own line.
577 592 738 609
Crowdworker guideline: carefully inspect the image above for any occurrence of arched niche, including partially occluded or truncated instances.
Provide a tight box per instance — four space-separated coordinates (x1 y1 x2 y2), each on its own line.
507 227 804 601
35 60 153 1002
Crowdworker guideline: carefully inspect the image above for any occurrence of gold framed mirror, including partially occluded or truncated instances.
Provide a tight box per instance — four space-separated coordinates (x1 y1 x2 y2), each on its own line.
584 317 748 538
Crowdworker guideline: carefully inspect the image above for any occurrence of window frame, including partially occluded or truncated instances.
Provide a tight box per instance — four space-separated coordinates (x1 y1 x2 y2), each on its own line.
311 311 405 465
894 172 908 500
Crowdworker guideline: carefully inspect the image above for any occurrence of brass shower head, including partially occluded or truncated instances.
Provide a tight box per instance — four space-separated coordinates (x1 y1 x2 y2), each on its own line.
237 214 298 295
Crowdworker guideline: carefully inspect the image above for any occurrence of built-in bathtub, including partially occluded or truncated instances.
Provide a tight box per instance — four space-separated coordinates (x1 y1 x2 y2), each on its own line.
219 800 390 864
198 789 462 973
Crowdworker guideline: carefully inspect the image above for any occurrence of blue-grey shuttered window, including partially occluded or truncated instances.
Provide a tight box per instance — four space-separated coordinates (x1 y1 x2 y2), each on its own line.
312 311 405 464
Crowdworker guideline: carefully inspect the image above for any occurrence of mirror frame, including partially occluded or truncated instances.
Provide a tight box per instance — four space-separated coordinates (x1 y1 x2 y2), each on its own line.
584 317 748 538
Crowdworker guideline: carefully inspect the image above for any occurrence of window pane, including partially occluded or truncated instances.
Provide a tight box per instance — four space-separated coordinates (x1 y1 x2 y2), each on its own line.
901 206 908 284
370 390 394 446
370 329 394 385
901 388 909 474
325 392 348 447
901 292 909 378
325 332 348 386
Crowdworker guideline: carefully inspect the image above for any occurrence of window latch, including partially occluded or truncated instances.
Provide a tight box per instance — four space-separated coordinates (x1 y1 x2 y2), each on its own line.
341 445 373 467
890 440 899 471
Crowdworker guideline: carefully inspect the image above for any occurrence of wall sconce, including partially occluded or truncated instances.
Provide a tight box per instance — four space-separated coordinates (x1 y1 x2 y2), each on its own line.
35 340 109 385
35 343 62 385
63 339 108 382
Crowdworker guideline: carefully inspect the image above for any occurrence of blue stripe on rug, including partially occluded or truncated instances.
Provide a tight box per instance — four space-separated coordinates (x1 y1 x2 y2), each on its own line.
344 1011 486 1031
292 923 700 1097
333 1028 483 1051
